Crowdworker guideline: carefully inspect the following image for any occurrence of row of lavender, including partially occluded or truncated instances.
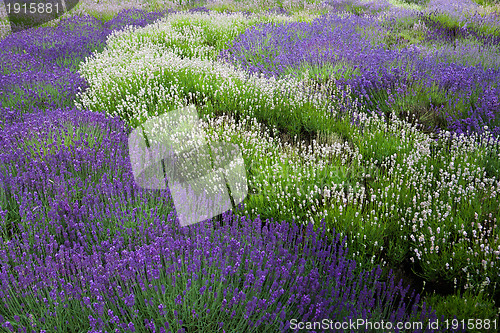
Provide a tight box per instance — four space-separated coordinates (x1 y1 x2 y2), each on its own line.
0 7 448 333
221 5 500 138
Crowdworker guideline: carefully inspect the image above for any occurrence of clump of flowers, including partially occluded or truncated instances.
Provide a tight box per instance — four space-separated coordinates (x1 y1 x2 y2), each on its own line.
221 10 500 138
75 11 336 135
0 207 441 332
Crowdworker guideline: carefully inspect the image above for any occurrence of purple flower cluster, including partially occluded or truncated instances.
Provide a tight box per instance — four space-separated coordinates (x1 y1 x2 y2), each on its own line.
0 107 162 246
0 15 104 124
0 10 171 127
188 6 211 14
103 8 173 32
4 16 107 65
418 11 500 47
220 14 405 80
0 199 443 332
221 12 500 138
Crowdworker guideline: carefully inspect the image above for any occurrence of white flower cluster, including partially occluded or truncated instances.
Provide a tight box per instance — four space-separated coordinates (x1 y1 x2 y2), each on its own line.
76 11 332 128
199 113 363 225
395 129 500 290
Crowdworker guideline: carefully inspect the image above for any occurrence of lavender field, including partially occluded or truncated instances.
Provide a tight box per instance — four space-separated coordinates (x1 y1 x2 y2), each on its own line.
1 0 500 332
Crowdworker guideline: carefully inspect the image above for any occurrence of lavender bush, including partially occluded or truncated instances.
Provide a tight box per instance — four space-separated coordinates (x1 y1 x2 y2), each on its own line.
221 10 500 138
0 15 104 125
0 208 443 332
0 9 172 127
75 11 338 136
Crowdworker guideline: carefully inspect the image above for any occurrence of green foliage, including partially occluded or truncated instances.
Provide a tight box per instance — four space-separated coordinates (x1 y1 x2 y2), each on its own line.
287 61 362 84
390 83 451 134
1 82 77 114
424 289 499 333
471 0 500 6
478 143 500 180
382 29 427 50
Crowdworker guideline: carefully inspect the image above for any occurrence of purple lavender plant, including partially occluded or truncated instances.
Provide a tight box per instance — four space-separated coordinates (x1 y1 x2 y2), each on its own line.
0 207 446 332
418 11 500 47
103 8 172 31
220 14 404 79
222 12 500 138
0 15 106 123
0 10 171 127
